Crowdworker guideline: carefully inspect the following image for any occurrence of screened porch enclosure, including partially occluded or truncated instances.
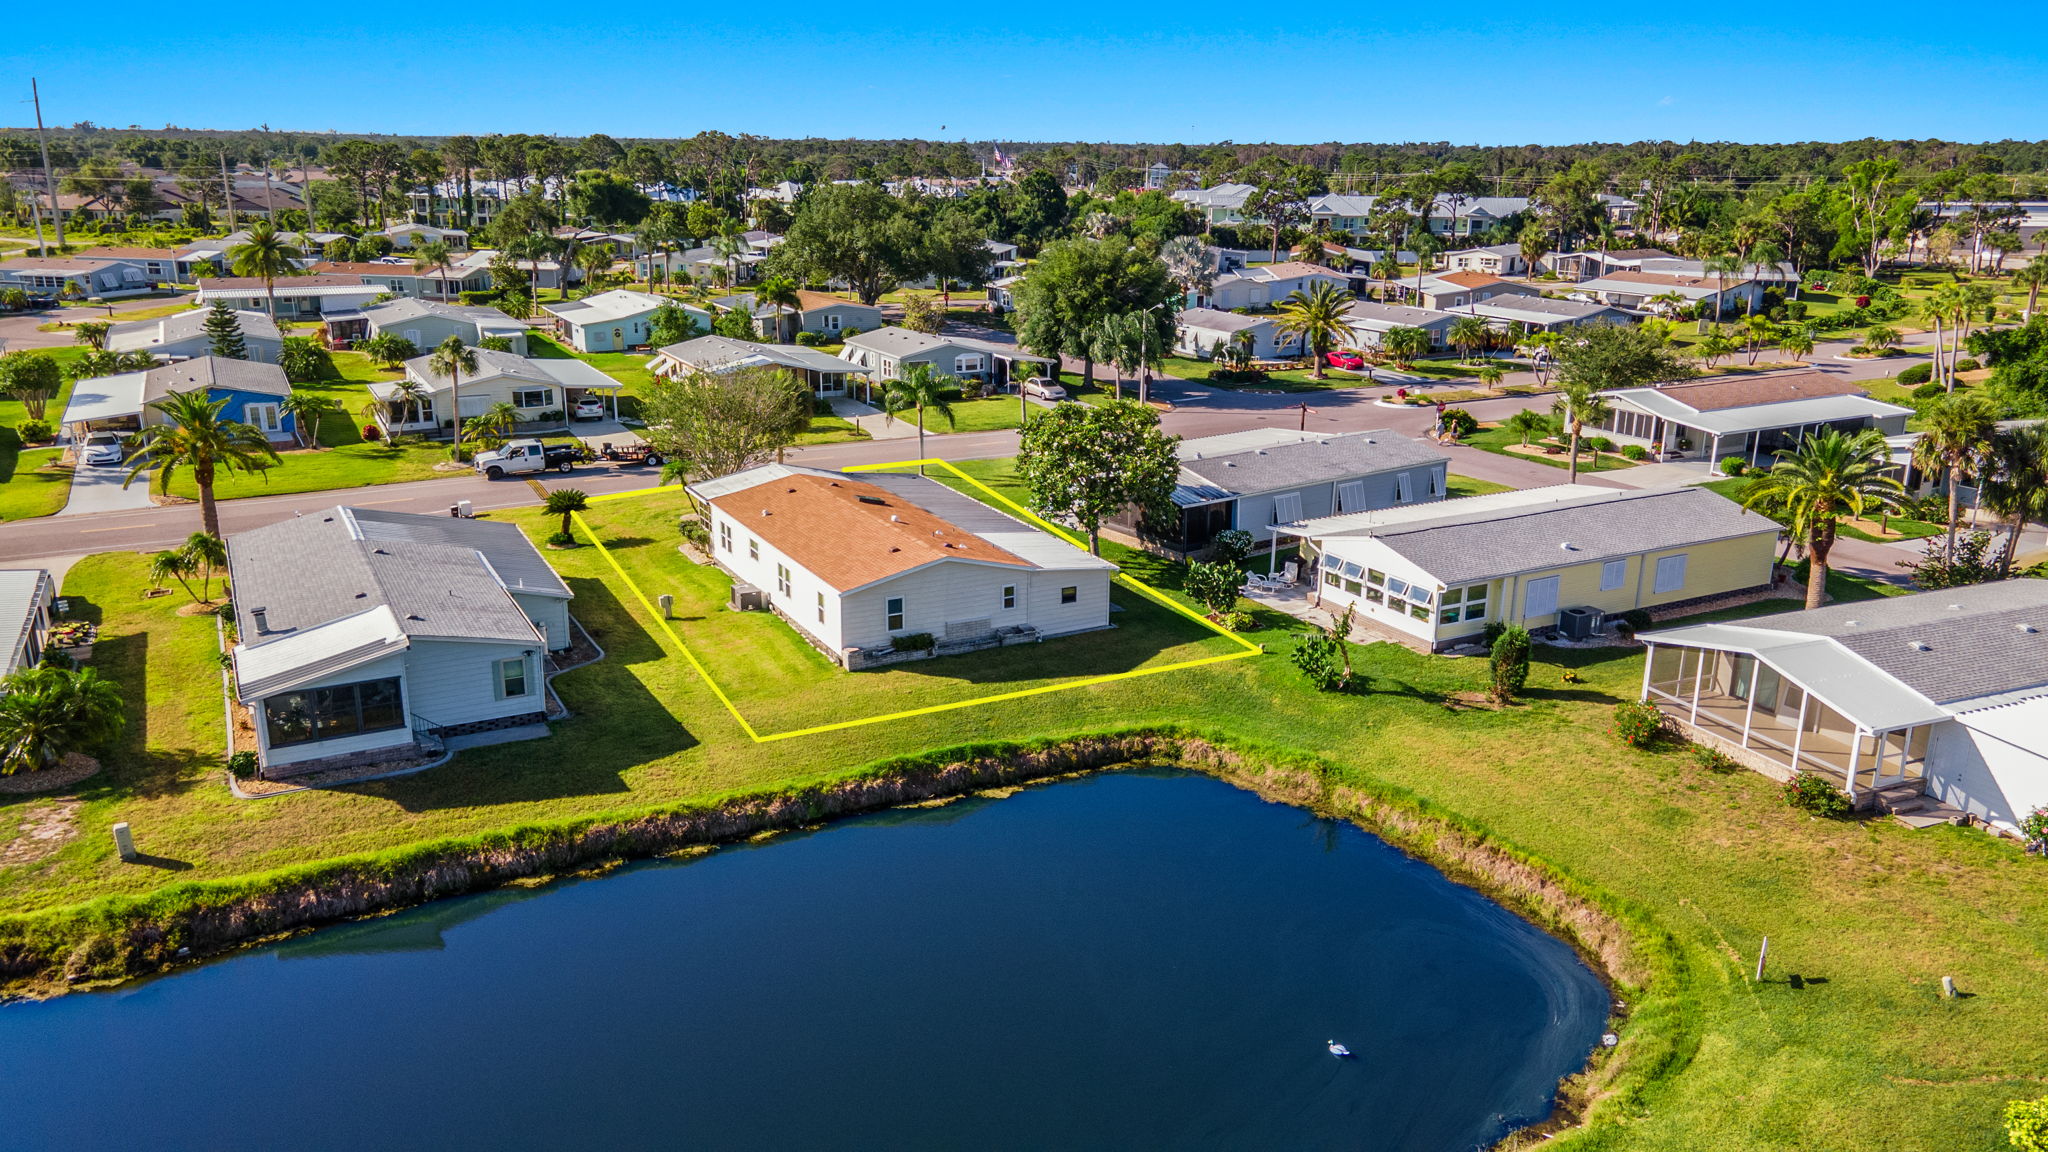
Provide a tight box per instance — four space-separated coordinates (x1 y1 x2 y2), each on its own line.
1644 643 1928 798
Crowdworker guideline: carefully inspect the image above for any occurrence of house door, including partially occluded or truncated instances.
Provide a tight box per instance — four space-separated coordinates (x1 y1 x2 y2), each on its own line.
245 403 284 438
1523 575 1560 623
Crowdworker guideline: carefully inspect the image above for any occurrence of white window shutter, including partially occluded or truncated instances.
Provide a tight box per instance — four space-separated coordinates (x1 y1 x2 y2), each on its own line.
1653 554 1688 594
1601 559 1627 591
1272 492 1303 524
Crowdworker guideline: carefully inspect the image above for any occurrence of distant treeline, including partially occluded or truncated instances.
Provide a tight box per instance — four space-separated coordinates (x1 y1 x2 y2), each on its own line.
6 127 2048 195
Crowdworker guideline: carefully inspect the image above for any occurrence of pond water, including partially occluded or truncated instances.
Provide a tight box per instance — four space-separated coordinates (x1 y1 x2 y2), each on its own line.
0 770 1609 1151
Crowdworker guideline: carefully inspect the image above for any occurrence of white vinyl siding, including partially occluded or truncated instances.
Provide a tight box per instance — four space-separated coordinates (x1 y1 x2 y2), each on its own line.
402 639 545 730
1653 553 1688 595
511 592 572 652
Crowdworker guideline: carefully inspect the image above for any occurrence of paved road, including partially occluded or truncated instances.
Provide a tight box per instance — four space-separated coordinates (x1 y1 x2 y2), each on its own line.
0 294 194 353
0 335 1933 577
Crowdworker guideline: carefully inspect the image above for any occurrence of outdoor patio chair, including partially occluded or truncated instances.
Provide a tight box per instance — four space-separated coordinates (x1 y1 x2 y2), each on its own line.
1279 561 1300 585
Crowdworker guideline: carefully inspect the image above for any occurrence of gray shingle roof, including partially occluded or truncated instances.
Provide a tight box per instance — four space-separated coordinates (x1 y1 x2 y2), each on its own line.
1175 308 1267 333
1468 295 1625 320
142 356 289 402
1367 486 1776 586
1738 579 2048 705
1177 430 1445 497
227 508 558 657
107 308 280 350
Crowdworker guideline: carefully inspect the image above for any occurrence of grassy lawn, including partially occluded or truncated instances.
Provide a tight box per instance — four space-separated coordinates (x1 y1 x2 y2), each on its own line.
7 480 2048 1145
1464 423 1640 473
1445 473 1511 499
1164 355 1380 393
0 361 77 519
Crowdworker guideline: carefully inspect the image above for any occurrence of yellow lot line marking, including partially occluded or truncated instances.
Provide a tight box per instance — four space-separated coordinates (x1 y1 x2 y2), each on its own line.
571 460 1261 744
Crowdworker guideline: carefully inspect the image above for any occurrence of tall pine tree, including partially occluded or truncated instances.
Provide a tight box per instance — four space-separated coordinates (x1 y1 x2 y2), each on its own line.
203 303 248 360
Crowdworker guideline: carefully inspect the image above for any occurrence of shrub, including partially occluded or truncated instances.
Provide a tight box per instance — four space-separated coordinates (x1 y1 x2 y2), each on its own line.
1783 771 1852 817
457 290 502 306
1953 357 1980 373
839 326 862 339
1911 381 1945 400
227 750 259 779
1719 456 1748 476
1897 363 1932 386
546 530 575 546
1586 435 1614 454
677 517 710 549
2021 806 2048 850
15 419 52 443
1184 560 1243 616
890 631 935 653
277 336 329 384
1210 528 1255 566
1611 700 1666 748
1487 623 1531 704
1438 407 1479 437
1618 608 1653 634
795 331 824 347
1291 631 1349 691
1692 745 1742 773
1855 295 1871 309
1620 443 1648 461
1216 610 1253 633
1785 301 1807 322
362 424 382 440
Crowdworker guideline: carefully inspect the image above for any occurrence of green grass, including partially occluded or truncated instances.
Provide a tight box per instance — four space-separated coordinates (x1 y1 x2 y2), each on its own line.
6 487 2048 1148
1164 355 1379 392
1465 423 1640 472
1445 473 1511 499
0 355 78 519
1698 477 1941 544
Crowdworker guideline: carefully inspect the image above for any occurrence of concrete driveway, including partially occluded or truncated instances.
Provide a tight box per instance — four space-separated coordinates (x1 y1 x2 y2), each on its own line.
59 459 155 516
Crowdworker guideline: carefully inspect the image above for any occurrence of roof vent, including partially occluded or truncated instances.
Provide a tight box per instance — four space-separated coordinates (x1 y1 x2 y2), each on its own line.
2020 623 2039 634
889 546 900 553
1946 603 1963 611
251 607 269 633
1223 460 1236 467
406 613 425 622
1909 641 1932 652
857 495 888 506
1844 619 1862 627
760 509 771 516
890 514 902 522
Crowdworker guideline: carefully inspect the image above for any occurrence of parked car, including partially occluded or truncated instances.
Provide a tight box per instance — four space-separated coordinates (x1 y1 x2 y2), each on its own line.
571 396 607 421
472 439 583 479
80 431 128 466
1327 351 1365 370
1022 378 1068 401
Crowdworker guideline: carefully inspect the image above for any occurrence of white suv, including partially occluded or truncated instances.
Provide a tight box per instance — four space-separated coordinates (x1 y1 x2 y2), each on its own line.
571 396 607 421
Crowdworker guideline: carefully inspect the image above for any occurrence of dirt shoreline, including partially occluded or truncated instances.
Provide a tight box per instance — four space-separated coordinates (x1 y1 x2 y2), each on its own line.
0 729 1680 1145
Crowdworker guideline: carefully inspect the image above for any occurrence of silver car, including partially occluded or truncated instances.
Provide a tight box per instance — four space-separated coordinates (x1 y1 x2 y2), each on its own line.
80 431 128 467
1022 378 1068 402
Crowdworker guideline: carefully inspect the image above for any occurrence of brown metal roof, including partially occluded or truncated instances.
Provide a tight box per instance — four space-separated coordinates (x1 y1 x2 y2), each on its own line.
1643 371 1868 413
709 474 1031 591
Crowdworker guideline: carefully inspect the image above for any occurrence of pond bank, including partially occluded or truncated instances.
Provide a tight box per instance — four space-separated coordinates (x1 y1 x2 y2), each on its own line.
0 729 1686 1142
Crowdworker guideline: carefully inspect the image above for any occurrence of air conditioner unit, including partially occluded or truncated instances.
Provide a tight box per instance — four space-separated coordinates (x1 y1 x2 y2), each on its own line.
1558 606 1603 640
730 583 765 612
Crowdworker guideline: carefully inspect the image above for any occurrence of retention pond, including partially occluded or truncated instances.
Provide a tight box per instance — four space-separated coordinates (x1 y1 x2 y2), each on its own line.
0 769 1609 1150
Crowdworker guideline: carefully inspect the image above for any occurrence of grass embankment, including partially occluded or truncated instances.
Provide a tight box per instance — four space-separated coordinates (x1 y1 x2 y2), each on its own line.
2 488 2045 1147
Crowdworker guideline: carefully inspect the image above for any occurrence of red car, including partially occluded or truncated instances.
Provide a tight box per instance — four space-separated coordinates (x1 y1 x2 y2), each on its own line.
1326 351 1365 370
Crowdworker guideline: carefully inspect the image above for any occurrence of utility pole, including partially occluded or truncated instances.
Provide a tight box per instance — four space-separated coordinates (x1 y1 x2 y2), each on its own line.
31 78 63 249
220 151 237 232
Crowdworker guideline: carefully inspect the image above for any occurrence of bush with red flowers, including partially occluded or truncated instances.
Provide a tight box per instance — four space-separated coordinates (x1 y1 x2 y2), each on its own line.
1611 700 1666 748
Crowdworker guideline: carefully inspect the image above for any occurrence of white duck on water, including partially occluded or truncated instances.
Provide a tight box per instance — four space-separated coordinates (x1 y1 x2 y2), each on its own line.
1327 1040 1352 1058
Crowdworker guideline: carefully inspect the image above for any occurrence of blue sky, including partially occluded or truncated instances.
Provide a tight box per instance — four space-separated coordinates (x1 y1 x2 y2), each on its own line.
10 4 2046 144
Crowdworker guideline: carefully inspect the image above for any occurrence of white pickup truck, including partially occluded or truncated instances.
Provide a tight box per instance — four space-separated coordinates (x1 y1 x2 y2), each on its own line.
472 439 582 479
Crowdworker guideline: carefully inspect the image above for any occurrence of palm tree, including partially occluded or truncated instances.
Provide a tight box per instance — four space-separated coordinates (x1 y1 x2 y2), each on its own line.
1381 326 1431 370
1978 422 2048 576
1447 315 1489 363
1273 282 1356 379
1922 284 1970 391
1777 325 1816 364
575 243 616 295
122 389 280 539
0 666 125 776
752 275 803 343
226 221 304 321
1700 252 1744 326
279 390 341 449
1742 315 1778 365
880 362 958 473
1740 241 1784 315
1409 232 1443 303
147 547 200 602
1504 408 1552 445
465 401 520 452
1742 428 1904 609
374 377 431 434
73 320 111 350
410 239 455 299
427 336 479 458
1550 378 1611 482
710 231 745 287
1696 329 1738 367
1913 392 1998 561
2014 260 2048 320
1477 362 1506 389
182 531 228 601
1861 324 1900 355
543 488 590 542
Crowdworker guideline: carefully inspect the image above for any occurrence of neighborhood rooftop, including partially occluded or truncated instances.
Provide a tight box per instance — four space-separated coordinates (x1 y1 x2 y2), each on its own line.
1175 429 1445 500
1319 486 1774 586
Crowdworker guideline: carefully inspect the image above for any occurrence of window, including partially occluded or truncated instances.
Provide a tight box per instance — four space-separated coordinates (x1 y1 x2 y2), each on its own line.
776 564 791 597
886 596 905 631
1272 492 1303 524
720 522 732 552
1653 553 1688 595
1394 472 1414 503
1334 480 1367 514
953 353 985 374
1426 472 1439 497
262 676 404 748
496 657 529 699
748 538 759 562
1439 583 1488 625
1600 559 1627 591
1001 585 1016 610
826 314 842 332
1060 586 1078 604
511 388 553 409
817 591 826 623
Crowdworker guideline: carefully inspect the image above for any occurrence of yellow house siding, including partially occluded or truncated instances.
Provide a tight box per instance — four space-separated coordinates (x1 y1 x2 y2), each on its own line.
1638 532 1778 609
1454 530 1776 638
